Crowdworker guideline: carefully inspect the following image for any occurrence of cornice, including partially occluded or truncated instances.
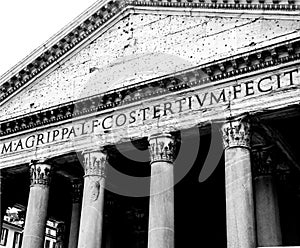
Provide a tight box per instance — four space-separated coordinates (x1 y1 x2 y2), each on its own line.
0 0 300 104
0 38 299 138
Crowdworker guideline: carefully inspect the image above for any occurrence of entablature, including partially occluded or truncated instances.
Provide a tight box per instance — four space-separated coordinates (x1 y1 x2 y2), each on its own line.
1 37 299 137
1 59 299 168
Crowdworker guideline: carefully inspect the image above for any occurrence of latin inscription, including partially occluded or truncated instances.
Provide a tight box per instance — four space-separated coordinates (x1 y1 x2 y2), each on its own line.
1 68 299 155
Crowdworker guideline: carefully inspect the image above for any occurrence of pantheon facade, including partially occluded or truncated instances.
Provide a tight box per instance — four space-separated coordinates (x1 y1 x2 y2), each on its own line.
0 0 300 247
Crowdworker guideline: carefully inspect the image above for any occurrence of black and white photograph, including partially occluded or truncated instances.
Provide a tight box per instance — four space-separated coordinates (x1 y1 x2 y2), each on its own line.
0 0 300 247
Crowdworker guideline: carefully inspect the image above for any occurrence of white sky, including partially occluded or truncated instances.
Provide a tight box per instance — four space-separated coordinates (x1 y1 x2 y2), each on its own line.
0 0 97 77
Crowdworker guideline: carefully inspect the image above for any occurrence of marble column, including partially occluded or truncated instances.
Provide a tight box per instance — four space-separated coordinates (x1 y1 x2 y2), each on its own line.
77 150 107 248
67 180 82 248
147 133 175 248
253 146 282 246
222 120 256 248
22 162 52 248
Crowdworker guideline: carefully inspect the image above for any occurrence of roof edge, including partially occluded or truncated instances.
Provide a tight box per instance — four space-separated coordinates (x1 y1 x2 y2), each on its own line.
0 0 300 104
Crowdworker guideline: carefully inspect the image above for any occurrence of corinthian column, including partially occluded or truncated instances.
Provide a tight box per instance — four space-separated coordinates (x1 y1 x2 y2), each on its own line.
147 133 175 248
77 150 107 248
222 120 256 248
67 180 82 248
253 146 282 246
22 162 52 248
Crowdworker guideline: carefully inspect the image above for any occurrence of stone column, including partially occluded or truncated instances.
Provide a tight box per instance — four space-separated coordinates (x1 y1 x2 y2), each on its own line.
253 146 282 246
77 150 107 248
55 222 66 248
147 133 175 248
22 162 52 248
67 180 82 248
222 120 256 248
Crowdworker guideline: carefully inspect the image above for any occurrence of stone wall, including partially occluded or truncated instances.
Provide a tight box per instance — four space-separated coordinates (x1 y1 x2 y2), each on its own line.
1 12 299 120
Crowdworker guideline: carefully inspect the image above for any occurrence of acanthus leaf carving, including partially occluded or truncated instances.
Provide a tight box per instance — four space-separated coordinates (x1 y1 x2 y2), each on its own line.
29 161 52 187
222 120 251 149
148 133 175 164
82 150 107 178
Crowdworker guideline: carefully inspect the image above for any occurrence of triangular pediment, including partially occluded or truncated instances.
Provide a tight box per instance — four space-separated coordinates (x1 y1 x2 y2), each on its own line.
1 0 300 123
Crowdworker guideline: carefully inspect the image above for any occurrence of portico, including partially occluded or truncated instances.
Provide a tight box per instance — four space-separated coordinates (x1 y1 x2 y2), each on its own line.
1 0 300 247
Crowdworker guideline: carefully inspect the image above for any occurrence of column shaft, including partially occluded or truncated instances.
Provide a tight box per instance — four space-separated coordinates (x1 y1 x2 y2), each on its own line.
253 147 282 246
67 181 82 248
22 163 52 248
255 176 282 245
223 120 256 248
147 133 175 248
68 203 81 248
77 150 107 248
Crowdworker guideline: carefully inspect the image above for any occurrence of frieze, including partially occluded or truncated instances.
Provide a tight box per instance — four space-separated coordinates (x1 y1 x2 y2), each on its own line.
1 41 300 138
0 66 299 156
0 0 299 104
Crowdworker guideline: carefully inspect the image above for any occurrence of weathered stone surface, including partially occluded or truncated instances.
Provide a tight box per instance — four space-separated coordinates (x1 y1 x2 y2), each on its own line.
22 163 52 248
223 120 256 248
1 13 299 120
225 147 256 248
255 175 282 246
148 133 175 248
0 64 299 168
77 150 107 248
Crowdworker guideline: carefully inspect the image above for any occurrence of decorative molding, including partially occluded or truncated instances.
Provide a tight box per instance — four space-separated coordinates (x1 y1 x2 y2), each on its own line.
0 38 299 138
148 133 175 164
130 0 300 9
0 0 299 104
222 119 251 149
89 181 101 202
82 150 107 177
29 161 52 187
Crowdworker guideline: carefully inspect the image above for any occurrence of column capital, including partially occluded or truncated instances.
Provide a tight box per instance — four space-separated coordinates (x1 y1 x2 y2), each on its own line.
252 146 274 178
70 179 83 203
82 150 107 177
222 119 251 149
148 133 175 164
29 161 52 187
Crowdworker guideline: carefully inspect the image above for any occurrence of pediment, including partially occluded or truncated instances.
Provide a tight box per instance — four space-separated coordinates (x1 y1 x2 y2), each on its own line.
1 1 300 123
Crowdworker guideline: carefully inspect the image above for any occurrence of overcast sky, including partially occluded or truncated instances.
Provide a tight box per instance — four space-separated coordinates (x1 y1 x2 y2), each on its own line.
0 0 97 77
